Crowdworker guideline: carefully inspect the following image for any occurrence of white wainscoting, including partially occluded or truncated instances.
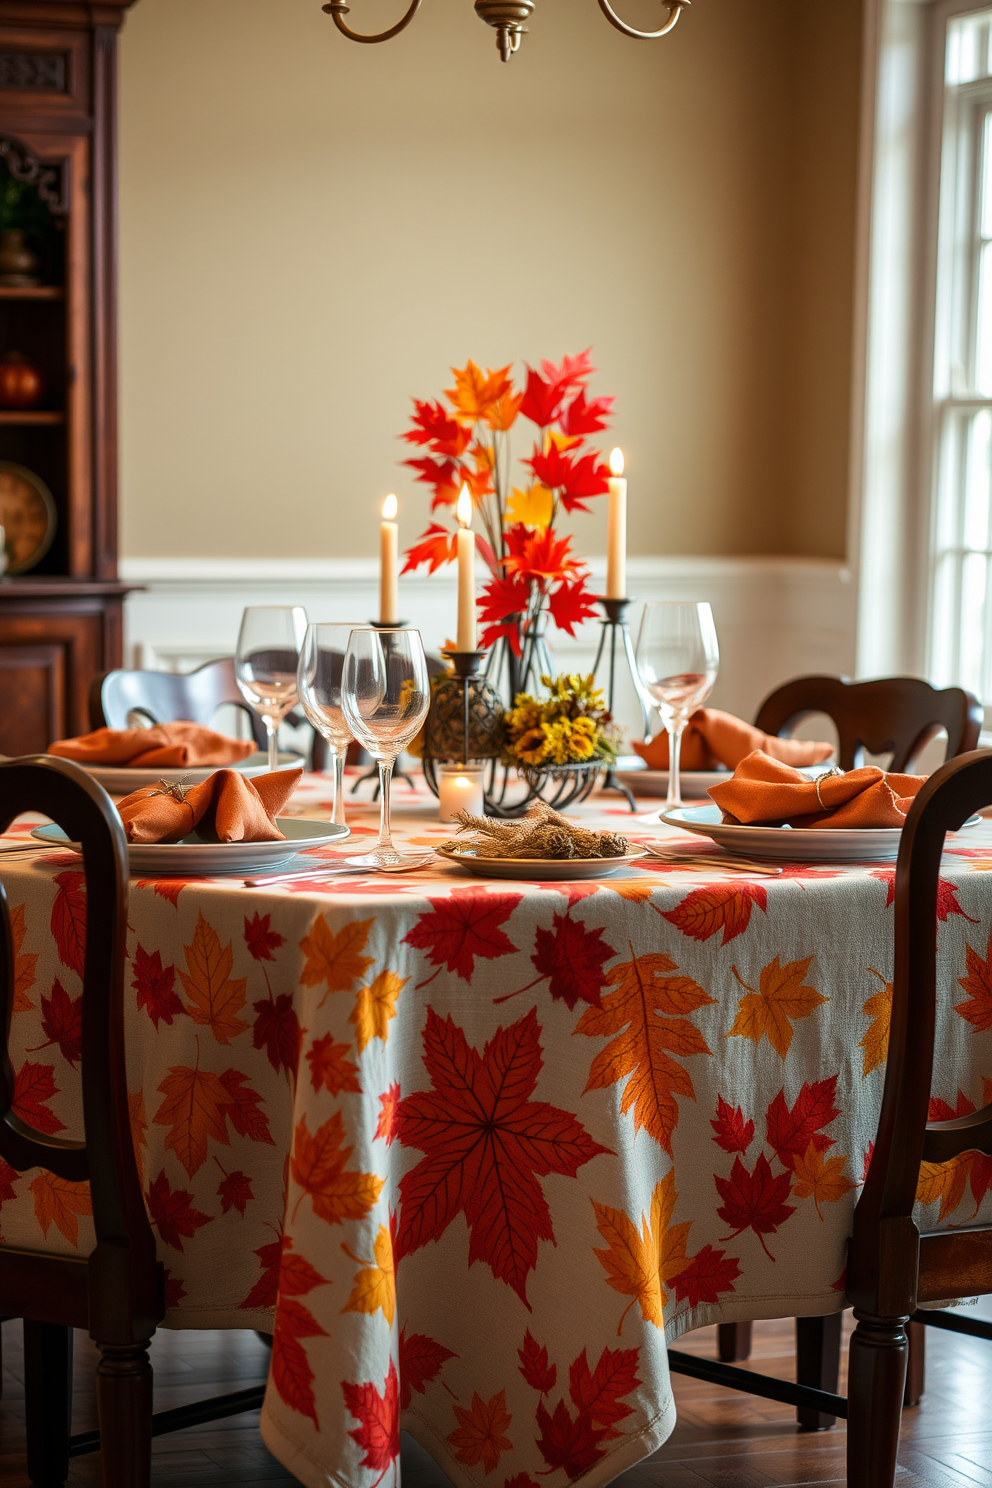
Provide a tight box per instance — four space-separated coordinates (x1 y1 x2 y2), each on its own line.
120 556 858 737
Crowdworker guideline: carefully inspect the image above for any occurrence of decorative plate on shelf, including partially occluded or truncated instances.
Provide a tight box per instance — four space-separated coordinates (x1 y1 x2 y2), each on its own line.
435 846 648 880
0 461 56 574
30 817 350 877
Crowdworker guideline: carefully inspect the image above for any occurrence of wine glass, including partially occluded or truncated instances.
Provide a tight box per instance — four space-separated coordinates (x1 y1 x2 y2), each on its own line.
235 606 309 773
635 601 720 813
341 628 430 868
297 623 357 828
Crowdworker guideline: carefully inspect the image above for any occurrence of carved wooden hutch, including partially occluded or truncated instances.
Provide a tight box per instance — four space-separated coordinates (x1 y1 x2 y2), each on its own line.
0 1 135 754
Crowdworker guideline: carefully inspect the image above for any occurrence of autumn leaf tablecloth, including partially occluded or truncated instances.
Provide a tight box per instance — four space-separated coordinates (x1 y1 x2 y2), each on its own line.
2 771 992 1488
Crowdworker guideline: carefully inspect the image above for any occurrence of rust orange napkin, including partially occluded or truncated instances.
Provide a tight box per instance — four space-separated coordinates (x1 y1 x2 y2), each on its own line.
708 750 925 829
48 722 254 769
632 708 833 772
116 766 304 844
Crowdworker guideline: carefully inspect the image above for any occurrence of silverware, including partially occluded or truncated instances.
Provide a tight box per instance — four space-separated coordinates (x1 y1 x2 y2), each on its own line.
245 853 434 887
643 845 783 876
0 840 60 857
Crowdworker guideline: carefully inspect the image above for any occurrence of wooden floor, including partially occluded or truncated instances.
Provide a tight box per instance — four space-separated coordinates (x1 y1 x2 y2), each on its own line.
1 1305 990 1486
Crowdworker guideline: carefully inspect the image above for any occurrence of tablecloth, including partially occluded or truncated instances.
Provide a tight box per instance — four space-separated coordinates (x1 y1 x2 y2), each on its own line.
1 769 991 1488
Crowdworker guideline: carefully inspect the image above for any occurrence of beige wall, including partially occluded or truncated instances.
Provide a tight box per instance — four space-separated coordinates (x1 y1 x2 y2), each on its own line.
117 0 862 563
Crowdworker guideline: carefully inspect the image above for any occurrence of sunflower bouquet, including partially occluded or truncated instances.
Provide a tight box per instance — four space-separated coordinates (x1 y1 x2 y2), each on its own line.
504 674 621 770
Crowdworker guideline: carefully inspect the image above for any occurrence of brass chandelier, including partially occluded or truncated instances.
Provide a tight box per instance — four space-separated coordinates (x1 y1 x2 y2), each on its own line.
321 1 690 64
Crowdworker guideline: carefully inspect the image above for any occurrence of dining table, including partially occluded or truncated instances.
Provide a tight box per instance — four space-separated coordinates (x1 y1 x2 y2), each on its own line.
1 765 991 1488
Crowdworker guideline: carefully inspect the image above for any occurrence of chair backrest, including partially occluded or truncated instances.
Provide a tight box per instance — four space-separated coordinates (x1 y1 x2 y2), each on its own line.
89 659 266 750
847 748 992 1318
0 755 162 1340
753 674 983 772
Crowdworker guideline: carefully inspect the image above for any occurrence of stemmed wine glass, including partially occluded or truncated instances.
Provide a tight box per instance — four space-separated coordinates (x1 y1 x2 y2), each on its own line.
235 606 309 773
297 623 357 829
635 601 720 814
341 628 430 868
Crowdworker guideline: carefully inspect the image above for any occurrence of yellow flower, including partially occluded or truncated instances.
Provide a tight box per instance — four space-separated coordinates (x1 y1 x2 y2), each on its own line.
542 719 576 765
568 717 597 760
515 728 548 765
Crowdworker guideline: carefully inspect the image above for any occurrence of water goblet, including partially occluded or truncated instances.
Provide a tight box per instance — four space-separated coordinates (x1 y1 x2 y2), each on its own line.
635 600 720 813
297 622 358 828
235 605 308 773
341 627 430 869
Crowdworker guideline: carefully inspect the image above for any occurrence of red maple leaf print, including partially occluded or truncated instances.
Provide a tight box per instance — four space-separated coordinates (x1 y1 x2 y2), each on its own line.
307 1033 361 1096
51 871 86 976
29 978 82 1066
765 1078 840 1167
535 1399 605 1477
710 1096 755 1154
132 944 184 1029
716 1154 795 1259
273 1296 329 1427
500 914 615 1010
399 1328 456 1410
870 868 977 922
239 1234 326 1312
568 1345 640 1435
12 1061 65 1135
672 1245 742 1308
252 994 302 1082
244 911 285 961
135 878 203 907
376 1083 400 1144
147 1170 212 1252
0 1159 18 1206
518 1330 557 1394
402 889 522 987
662 883 767 946
395 1006 609 1303
218 1069 274 1145
240 1238 282 1310
217 1169 253 1216
342 1359 400 1485
163 1267 186 1309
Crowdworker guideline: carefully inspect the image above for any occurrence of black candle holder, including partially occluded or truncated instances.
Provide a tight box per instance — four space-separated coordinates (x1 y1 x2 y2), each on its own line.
350 620 417 797
590 596 652 812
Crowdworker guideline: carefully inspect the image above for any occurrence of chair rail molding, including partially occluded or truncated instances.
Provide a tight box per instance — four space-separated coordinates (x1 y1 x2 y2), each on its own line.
120 554 856 735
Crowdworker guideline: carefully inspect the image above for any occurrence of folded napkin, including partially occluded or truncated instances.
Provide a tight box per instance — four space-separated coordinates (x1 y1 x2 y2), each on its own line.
116 766 304 844
709 750 925 829
632 709 833 772
48 722 254 770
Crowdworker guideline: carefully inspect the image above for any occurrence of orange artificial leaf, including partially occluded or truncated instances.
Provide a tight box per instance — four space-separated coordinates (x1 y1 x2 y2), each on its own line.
299 915 374 1006
485 390 524 433
445 360 513 426
917 1153 973 1222
153 1063 231 1177
351 968 407 1053
591 1172 689 1333
576 950 715 1155
29 1171 91 1248
179 911 249 1044
291 1111 383 1227
791 1141 855 1219
860 969 893 1077
10 902 37 1013
448 1389 513 1476
726 955 826 1059
129 1090 148 1185
956 927 992 1031
342 1221 395 1325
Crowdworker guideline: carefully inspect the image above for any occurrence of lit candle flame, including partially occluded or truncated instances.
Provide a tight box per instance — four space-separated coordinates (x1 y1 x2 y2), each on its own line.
456 484 473 528
609 448 625 478
382 493 398 520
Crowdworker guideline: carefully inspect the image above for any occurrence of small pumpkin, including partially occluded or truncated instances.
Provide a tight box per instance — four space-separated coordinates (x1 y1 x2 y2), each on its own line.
0 352 44 410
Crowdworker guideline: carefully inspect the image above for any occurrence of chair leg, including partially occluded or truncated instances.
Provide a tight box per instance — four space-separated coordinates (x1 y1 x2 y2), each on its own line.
847 1310 908 1488
95 1339 153 1488
716 1321 753 1361
23 1320 73 1488
903 1319 926 1406
795 1312 842 1430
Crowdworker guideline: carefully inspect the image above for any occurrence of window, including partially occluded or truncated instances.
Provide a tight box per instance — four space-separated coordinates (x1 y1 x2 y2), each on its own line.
930 7 992 699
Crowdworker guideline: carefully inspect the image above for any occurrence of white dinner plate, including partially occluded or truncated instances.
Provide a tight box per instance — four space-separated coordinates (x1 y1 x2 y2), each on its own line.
435 846 648 880
615 761 833 800
658 803 978 863
57 751 302 796
31 818 349 876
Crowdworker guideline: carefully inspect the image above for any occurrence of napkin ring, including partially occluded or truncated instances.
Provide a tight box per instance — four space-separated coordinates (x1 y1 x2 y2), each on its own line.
150 777 190 803
814 766 845 810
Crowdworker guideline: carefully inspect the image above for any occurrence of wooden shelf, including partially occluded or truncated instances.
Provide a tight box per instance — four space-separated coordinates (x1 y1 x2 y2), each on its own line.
0 410 64 425
0 285 64 301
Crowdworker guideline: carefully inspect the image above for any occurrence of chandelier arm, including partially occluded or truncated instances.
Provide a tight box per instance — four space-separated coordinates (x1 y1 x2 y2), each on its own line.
596 0 686 41
321 0 423 44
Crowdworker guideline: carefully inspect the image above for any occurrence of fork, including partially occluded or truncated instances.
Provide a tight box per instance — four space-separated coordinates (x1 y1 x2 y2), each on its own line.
643 845 783 876
245 853 434 887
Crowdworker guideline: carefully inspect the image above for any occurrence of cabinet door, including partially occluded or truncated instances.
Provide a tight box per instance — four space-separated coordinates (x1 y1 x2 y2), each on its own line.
0 609 102 752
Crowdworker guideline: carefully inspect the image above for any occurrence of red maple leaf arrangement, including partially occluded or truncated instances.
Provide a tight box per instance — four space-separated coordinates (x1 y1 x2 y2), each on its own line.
394 1006 610 1303
400 352 613 657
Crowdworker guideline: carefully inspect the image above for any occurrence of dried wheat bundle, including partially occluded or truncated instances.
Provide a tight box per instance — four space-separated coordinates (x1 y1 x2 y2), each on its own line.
443 802 629 860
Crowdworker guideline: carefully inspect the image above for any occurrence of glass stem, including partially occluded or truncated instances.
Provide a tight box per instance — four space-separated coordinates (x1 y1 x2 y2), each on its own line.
331 745 348 828
666 722 685 810
377 760 395 852
265 719 279 773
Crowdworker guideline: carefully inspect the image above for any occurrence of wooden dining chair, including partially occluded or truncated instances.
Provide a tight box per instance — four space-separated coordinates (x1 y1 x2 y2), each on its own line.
753 674 983 772
89 658 267 751
0 755 265 1487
